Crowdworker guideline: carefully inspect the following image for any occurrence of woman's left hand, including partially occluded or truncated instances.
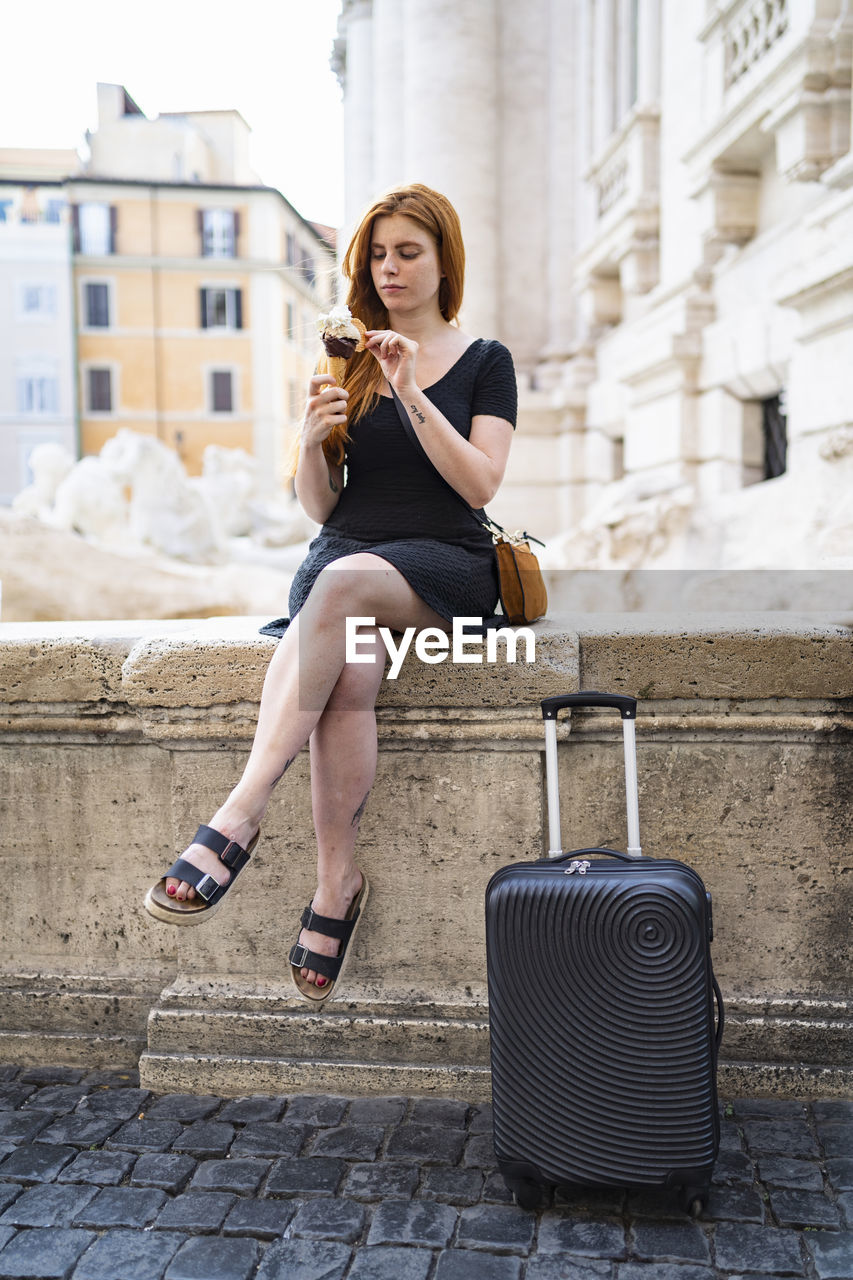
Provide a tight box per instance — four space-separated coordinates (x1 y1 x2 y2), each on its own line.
365 330 418 395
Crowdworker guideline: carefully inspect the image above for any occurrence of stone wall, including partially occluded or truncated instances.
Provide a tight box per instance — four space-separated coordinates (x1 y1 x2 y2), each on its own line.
0 616 850 1099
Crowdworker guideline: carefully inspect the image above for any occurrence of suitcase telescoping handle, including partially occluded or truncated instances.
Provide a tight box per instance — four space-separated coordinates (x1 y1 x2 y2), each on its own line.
541 692 642 860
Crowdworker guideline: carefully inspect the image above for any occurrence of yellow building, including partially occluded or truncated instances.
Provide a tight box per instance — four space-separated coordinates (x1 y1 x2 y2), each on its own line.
68 84 335 485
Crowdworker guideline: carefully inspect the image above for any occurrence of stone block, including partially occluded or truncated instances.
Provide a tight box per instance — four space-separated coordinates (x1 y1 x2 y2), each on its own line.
154 1190 236 1233
434 1251 522 1280
288 1197 366 1243
218 1096 287 1125
130 1152 197 1193
229 1122 307 1159
0 1182 97 1228
71 1229 185 1280
0 1227 97 1279
804 1231 853 1280
107 1119 184 1152
345 1098 406 1126
713 1222 806 1273
38 1115 122 1148
347 1247 434 1280
456 1203 536 1253
310 1126 384 1161
344 1161 419 1202
73 1185 168 1229
189 1157 270 1194
420 1166 484 1205
367 1200 457 1248
525 1261 610 1280
164 1235 260 1280
631 1221 711 1263
255 1238 351 1280
385 1125 466 1166
222 1196 297 1238
170 1121 235 1157
769 1189 840 1229
536 1216 627 1259
265 1156 344 1197
56 1150 136 1186
0 1143 76 1183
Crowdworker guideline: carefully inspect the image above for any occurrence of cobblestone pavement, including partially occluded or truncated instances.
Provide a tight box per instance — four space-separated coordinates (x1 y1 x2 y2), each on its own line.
0 1064 850 1279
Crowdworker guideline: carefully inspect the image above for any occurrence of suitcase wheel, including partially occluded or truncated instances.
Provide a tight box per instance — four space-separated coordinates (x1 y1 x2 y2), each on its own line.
506 1176 548 1211
682 1186 709 1218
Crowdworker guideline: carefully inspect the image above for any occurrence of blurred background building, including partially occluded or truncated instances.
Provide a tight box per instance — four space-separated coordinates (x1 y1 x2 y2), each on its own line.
0 83 336 502
334 0 853 556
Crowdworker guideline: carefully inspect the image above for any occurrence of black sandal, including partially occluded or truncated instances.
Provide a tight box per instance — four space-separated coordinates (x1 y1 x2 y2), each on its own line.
289 875 369 1005
143 824 259 926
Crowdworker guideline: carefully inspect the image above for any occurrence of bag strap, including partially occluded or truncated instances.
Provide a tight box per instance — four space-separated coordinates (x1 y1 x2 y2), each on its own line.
388 385 541 547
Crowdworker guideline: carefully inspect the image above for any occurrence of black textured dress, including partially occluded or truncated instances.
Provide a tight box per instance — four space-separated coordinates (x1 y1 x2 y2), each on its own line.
262 339 517 636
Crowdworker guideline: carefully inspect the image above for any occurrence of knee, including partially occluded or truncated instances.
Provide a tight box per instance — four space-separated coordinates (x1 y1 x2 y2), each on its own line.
325 626 386 711
311 554 389 619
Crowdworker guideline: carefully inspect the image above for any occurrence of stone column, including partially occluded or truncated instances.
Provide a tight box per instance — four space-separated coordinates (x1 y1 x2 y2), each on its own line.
340 0 376 231
636 0 662 108
372 0 405 193
402 0 500 337
496 0 550 365
592 0 617 154
541 0 581 366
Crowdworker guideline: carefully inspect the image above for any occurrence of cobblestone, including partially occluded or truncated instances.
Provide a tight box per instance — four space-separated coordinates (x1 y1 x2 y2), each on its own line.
0 1066 843 1279
71 1228 185 1280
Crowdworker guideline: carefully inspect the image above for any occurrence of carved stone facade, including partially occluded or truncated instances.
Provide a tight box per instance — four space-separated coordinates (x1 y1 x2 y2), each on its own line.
334 0 853 547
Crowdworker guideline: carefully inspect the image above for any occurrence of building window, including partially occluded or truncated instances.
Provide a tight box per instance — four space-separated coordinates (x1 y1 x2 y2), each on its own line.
199 208 240 258
762 392 787 480
200 287 243 330
87 368 113 413
75 203 116 255
211 370 234 413
17 375 58 415
84 281 110 327
299 253 316 288
285 231 297 266
285 301 295 340
19 284 57 318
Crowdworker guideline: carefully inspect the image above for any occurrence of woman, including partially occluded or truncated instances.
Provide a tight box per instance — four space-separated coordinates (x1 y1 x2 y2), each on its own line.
144 183 517 1004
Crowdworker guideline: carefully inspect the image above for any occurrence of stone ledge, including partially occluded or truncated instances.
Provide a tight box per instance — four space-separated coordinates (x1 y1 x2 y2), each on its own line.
2 615 851 1098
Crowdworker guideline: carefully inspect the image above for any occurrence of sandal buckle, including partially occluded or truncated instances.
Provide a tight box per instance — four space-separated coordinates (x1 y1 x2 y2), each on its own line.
195 873 221 902
290 943 310 968
219 840 243 869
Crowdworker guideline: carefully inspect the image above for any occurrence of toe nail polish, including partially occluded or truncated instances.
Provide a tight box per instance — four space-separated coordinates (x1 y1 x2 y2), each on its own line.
167 885 176 896
317 977 326 987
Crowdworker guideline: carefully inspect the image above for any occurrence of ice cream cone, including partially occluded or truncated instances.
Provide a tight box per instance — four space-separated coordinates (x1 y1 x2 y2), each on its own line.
327 356 349 386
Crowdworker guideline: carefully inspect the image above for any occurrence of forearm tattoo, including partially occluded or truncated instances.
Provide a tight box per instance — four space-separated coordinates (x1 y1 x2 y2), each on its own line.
351 790 370 828
271 756 296 788
408 403 426 424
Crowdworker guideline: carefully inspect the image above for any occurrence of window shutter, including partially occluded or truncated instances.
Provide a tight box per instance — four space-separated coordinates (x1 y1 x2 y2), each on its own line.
200 288 208 329
109 205 118 254
234 289 243 330
71 205 80 253
197 209 206 256
232 210 240 257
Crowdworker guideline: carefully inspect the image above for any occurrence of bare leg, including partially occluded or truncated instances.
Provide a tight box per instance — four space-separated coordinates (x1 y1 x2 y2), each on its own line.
296 626 386 988
166 555 445 902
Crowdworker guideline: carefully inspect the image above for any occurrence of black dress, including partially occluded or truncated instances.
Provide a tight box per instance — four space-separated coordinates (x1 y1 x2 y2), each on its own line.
262 338 517 635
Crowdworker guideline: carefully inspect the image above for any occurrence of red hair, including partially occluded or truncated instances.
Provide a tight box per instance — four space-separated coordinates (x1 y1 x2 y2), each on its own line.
320 183 466 468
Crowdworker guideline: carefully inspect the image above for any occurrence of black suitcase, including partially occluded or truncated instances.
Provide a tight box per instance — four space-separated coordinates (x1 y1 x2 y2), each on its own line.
485 691 724 1214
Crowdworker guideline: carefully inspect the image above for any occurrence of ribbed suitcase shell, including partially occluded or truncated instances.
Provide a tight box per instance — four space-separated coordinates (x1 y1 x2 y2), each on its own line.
485 850 720 1194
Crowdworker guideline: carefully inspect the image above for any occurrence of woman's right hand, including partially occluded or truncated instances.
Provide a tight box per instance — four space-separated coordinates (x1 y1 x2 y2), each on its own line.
302 373 349 450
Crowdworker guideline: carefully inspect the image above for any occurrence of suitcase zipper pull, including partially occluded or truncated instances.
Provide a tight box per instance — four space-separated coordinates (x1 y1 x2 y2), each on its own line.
564 859 591 875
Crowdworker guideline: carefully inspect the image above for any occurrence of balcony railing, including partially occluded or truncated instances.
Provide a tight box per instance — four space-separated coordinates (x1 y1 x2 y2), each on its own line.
724 0 790 89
